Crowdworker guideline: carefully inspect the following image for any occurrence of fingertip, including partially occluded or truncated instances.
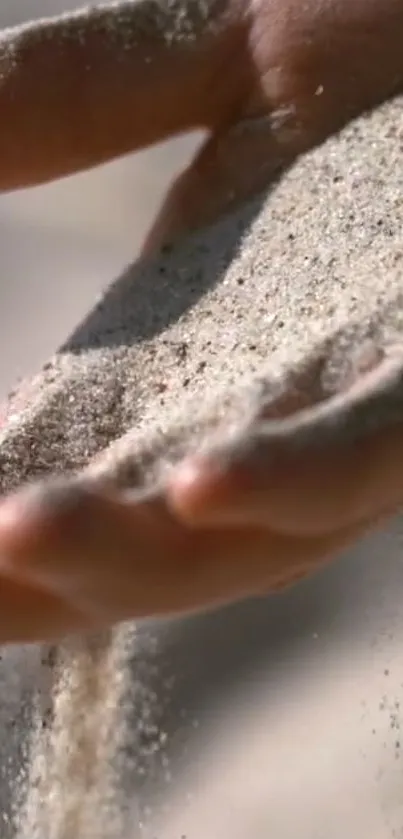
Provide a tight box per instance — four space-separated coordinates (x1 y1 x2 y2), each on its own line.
0 489 44 574
0 479 105 580
167 456 241 523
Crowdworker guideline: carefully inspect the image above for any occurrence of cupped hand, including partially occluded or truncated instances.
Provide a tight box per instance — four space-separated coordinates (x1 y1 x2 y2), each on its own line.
0 356 402 645
0 0 402 644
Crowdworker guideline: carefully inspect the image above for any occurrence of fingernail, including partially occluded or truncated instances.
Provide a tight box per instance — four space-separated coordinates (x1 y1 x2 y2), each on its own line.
0 481 88 576
168 456 235 523
0 494 21 531
169 458 210 504
0 493 37 575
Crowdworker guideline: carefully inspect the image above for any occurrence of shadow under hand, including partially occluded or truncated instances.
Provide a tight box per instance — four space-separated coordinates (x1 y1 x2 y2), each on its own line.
120 518 403 805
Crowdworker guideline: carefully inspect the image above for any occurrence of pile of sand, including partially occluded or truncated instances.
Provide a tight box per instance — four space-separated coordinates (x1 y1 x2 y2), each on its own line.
0 96 403 837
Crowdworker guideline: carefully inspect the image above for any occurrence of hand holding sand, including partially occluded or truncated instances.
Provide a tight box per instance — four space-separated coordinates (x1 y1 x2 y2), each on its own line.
1 352 403 644
0 0 403 644
1 0 403 241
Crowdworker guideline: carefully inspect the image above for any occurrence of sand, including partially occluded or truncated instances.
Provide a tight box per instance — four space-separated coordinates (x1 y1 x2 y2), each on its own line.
0 96 403 836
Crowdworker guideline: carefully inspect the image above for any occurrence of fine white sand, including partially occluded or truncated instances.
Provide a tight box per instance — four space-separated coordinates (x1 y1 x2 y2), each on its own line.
0 95 403 837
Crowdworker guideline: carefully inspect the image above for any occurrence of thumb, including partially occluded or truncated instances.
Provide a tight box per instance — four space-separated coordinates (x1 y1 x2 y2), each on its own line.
167 357 403 536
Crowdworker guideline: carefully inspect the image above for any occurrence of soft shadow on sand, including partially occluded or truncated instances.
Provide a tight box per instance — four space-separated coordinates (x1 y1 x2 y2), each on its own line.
61 189 268 353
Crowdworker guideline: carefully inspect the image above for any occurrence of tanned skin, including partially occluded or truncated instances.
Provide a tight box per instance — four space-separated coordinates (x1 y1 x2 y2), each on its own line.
0 0 403 643
2 0 403 241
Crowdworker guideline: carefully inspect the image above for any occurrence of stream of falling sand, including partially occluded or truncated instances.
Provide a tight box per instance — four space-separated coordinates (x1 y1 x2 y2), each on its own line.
16 632 132 839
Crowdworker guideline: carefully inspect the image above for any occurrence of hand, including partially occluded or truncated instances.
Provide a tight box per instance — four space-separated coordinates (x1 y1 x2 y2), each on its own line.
0 0 402 245
0 0 402 644
0 356 402 645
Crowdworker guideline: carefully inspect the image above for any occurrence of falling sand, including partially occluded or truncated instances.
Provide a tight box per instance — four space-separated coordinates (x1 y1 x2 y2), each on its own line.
1 96 403 836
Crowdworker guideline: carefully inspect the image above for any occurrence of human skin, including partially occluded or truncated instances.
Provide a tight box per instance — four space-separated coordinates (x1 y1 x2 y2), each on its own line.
1 0 403 240
1 355 403 644
0 0 403 643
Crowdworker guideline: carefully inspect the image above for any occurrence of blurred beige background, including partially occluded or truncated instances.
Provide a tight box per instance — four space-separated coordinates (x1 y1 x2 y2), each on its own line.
0 0 203 397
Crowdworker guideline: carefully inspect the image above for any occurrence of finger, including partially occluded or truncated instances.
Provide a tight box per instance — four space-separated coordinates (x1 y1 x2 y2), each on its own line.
0 575 89 644
142 113 284 255
0 480 210 620
0 478 374 629
168 354 403 535
0 481 183 619
0 1 250 190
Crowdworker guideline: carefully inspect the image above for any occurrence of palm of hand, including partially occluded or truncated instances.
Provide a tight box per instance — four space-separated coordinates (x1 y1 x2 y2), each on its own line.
0 0 402 643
